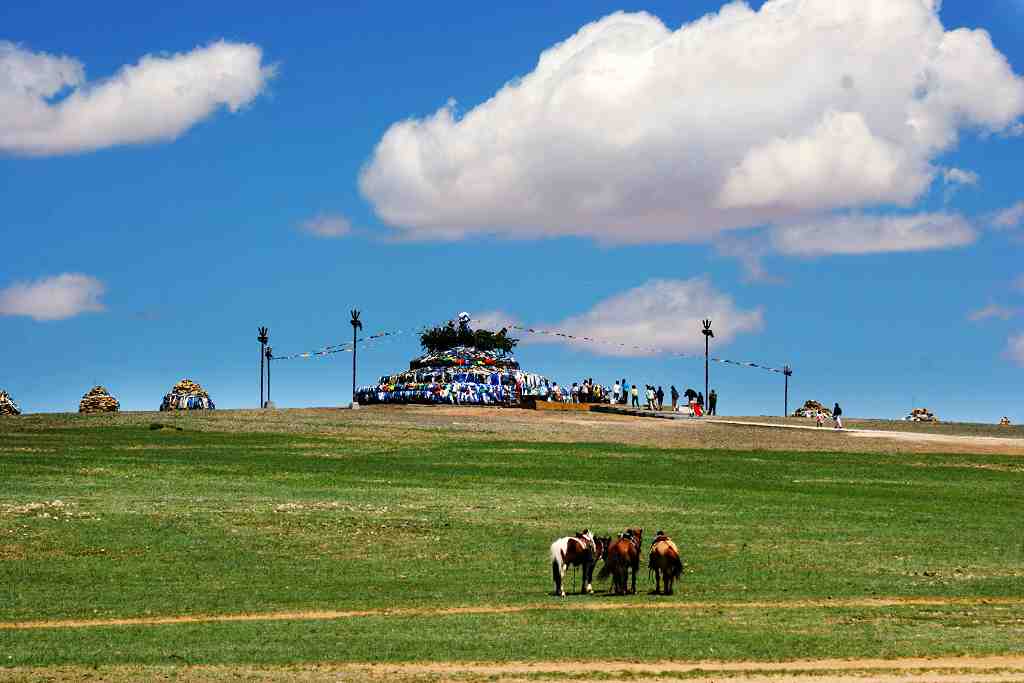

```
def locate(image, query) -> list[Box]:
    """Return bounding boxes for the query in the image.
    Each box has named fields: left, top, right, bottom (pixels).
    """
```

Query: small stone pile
left=999, top=416, right=1011, bottom=427
left=160, top=379, right=215, bottom=411
left=79, top=386, right=120, bottom=414
left=905, top=407, right=938, bottom=422
left=793, top=400, right=831, bottom=419
left=0, top=390, right=20, bottom=416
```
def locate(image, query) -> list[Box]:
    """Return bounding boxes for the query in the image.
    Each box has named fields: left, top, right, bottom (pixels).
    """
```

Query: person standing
left=656, top=386, right=665, bottom=411
left=708, top=389, right=717, bottom=416
left=631, top=384, right=639, bottom=408
left=670, top=385, right=679, bottom=410
left=833, top=402, right=843, bottom=429
left=612, top=380, right=621, bottom=404
left=697, top=391, right=704, bottom=411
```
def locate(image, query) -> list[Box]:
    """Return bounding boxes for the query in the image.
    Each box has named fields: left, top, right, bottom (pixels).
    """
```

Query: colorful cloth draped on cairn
left=356, top=346, right=553, bottom=406
left=79, top=386, right=120, bottom=413
left=0, top=390, right=20, bottom=416
left=160, top=379, right=215, bottom=411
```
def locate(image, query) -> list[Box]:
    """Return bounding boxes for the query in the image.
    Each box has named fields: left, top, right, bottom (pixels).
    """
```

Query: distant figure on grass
left=549, top=530, right=607, bottom=597
left=631, top=385, right=640, bottom=408
left=670, top=385, right=679, bottom=410
left=648, top=530, right=684, bottom=595
left=599, top=527, right=643, bottom=595
left=656, top=386, right=665, bottom=411
left=833, top=402, right=843, bottom=429
left=708, top=389, right=717, bottom=415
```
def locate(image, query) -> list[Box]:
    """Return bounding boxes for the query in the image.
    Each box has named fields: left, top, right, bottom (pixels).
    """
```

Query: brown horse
left=648, top=532, right=684, bottom=595
left=598, top=527, right=643, bottom=595
left=549, top=530, right=608, bottom=596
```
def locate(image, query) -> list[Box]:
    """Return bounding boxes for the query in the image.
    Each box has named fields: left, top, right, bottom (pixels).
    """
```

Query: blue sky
left=1, top=0, right=1023, bottom=422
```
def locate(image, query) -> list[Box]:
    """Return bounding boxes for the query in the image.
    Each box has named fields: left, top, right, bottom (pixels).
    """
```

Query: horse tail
left=670, top=553, right=684, bottom=580
left=597, top=554, right=614, bottom=581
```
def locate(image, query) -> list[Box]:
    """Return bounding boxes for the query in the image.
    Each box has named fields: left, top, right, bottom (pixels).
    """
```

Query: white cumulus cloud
left=361, top=1, right=1024, bottom=243
left=1006, top=333, right=1024, bottom=366
left=0, top=40, right=273, bottom=156
left=298, top=213, right=353, bottom=238
left=968, top=304, right=1018, bottom=322
left=0, top=273, right=107, bottom=321
left=943, top=168, right=980, bottom=187
left=992, top=201, right=1024, bottom=230
left=771, top=212, right=976, bottom=256
left=527, top=278, right=763, bottom=357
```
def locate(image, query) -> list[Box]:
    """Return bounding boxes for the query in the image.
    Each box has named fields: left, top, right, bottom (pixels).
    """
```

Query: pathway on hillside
left=707, top=419, right=1024, bottom=450
left=4, top=596, right=1023, bottom=630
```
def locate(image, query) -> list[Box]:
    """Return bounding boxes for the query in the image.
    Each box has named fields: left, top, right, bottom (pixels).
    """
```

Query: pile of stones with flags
left=160, top=379, right=215, bottom=411
left=357, top=315, right=554, bottom=406
left=357, top=346, right=552, bottom=406
left=793, top=400, right=831, bottom=419
left=905, top=407, right=938, bottom=422
left=0, top=390, right=20, bottom=416
left=79, top=386, right=120, bottom=413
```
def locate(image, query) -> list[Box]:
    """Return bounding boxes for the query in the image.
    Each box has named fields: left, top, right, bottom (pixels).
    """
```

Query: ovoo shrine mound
left=356, top=313, right=552, bottom=406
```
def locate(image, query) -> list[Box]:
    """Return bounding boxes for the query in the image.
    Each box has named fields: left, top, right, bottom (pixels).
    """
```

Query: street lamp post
left=257, top=327, right=269, bottom=408
left=265, top=346, right=273, bottom=408
left=783, top=365, right=793, bottom=417
left=701, top=319, right=714, bottom=412
left=350, top=310, right=362, bottom=408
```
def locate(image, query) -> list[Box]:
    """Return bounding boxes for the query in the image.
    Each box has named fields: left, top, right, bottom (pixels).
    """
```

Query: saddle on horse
left=650, top=530, right=678, bottom=553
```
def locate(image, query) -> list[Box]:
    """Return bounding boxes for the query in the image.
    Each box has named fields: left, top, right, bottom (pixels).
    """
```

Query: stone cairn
left=792, top=399, right=831, bottom=419
left=160, top=379, right=215, bottom=411
left=0, top=390, right=20, bottom=416
left=79, top=386, right=120, bottom=414
left=905, top=407, right=938, bottom=423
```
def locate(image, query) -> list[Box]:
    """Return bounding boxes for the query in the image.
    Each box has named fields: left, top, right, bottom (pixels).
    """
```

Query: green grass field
left=2, top=412, right=1023, bottom=669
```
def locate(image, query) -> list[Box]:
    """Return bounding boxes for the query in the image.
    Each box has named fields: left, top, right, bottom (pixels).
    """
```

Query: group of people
left=537, top=378, right=721, bottom=416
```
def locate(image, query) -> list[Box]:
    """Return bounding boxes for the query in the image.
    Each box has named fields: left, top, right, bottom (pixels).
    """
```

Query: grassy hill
left=1, top=409, right=1022, bottom=670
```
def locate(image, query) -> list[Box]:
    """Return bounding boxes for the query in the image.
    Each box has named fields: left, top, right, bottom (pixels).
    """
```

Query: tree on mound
left=419, top=315, right=517, bottom=354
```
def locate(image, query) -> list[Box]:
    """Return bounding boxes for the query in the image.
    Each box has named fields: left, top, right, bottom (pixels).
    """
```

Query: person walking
left=656, top=386, right=665, bottom=411
left=630, top=384, right=640, bottom=408
left=708, top=389, right=717, bottom=416
left=833, top=402, right=843, bottom=429
left=670, top=385, right=679, bottom=410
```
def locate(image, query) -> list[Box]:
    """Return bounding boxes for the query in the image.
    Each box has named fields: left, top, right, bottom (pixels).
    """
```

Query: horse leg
left=665, top=573, right=673, bottom=596
left=552, top=560, right=565, bottom=597
left=583, top=560, right=593, bottom=594
left=654, top=567, right=661, bottom=595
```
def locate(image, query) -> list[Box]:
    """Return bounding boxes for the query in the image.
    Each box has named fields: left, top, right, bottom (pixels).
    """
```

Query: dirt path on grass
left=4, top=595, right=1022, bottom=631
left=8, top=656, right=1024, bottom=682
left=711, top=419, right=1024, bottom=451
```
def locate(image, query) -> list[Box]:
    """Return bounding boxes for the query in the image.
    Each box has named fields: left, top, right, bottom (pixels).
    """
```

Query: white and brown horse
left=550, top=530, right=607, bottom=597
